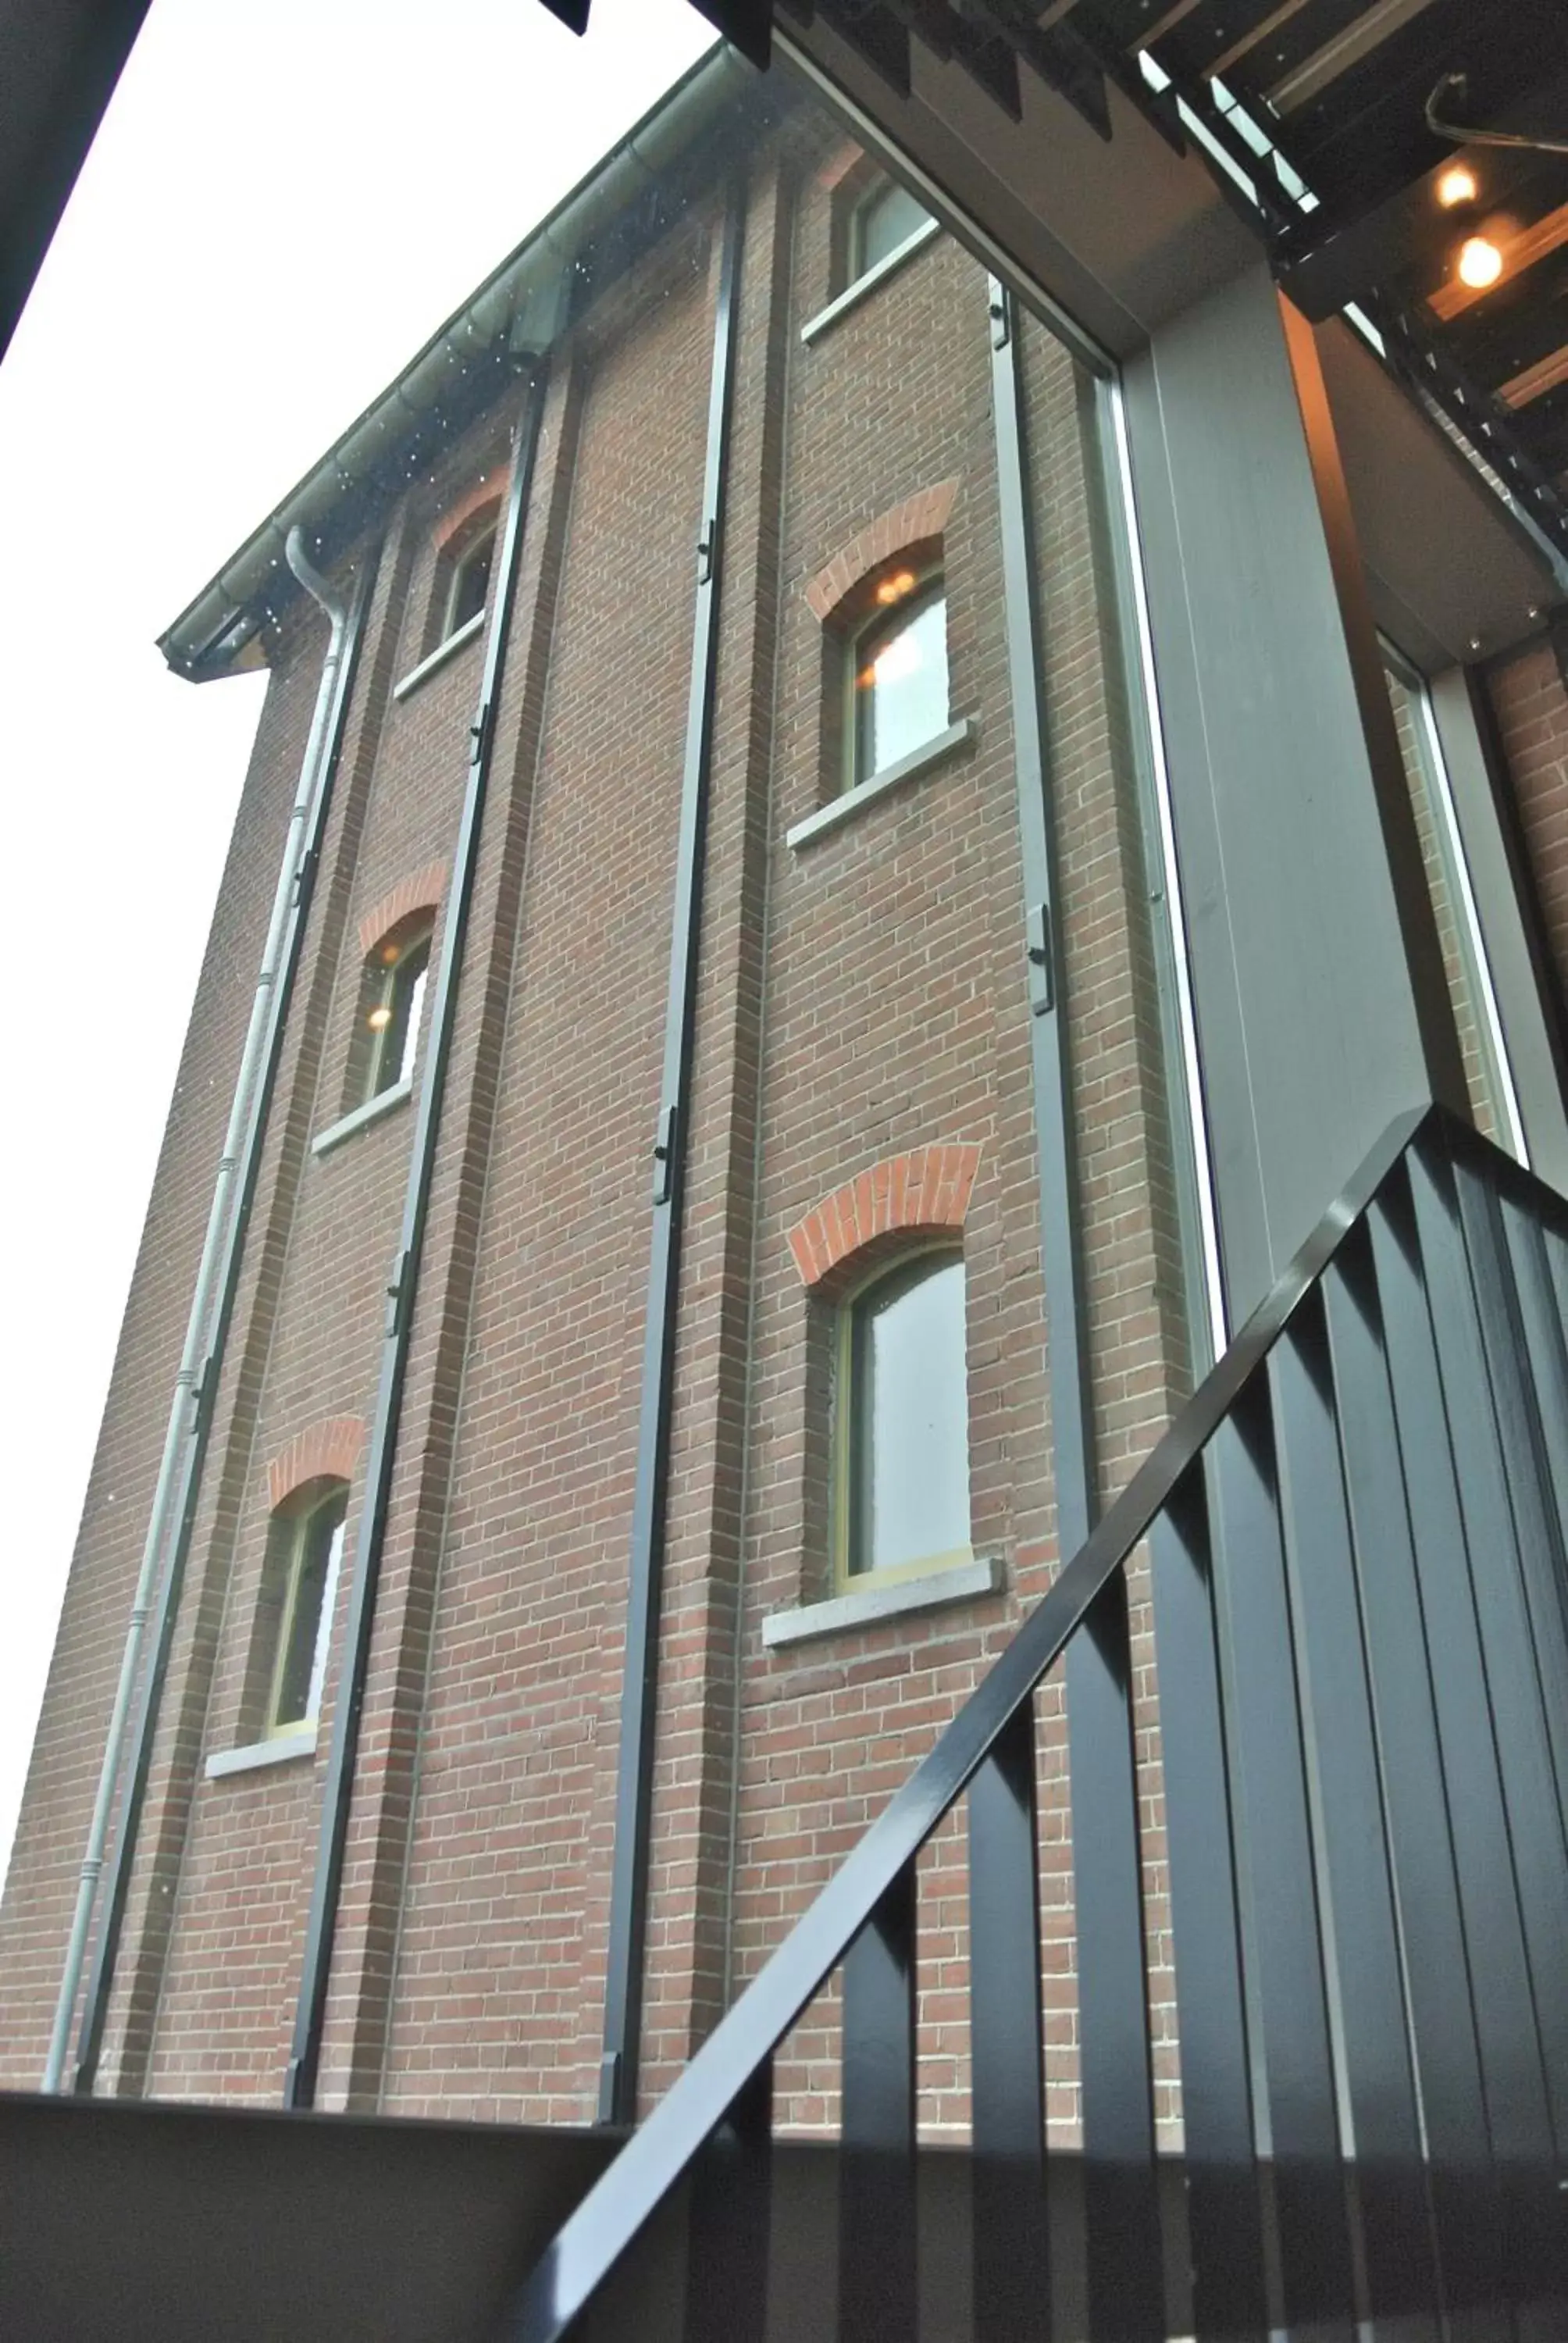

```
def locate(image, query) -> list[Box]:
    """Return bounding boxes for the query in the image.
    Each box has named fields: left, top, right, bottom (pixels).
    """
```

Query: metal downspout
left=43, top=528, right=363, bottom=2092
left=597, top=190, right=743, bottom=2130
left=283, top=362, right=546, bottom=2111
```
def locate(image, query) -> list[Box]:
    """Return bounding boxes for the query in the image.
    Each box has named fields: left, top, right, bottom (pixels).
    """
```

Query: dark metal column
left=284, top=368, right=546, bottom=2110
left=597, top=193, right=743, bottom=2129
left=71, top=550, right=379, bottom=2096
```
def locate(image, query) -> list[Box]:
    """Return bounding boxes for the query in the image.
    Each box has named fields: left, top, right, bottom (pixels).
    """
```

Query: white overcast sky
left=0, top=0, right=715, bottom=1892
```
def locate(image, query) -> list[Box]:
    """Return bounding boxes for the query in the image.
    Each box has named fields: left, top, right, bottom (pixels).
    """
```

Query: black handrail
left=505, top=1104, right=1460, bottom=2340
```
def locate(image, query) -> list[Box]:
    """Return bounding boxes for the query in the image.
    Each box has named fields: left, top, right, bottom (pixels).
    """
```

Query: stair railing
left=507, top=1105, right=1568, bottom=2340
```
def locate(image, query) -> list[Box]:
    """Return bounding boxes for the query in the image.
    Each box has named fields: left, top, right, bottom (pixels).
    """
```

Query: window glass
left=448, top=527, right=494, bottom=636
left=850, top=1253, right=969, bottom=1578
left=365, top=929, right=431, bottom=1100
left=855, top=180, right=931, bottom=277
left=853, top=582, right=948, bottom=784
left=269, top=1491, right=347, bottom=1732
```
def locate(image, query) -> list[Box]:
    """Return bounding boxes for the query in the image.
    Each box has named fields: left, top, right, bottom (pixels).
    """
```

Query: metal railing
left=508, top=1106, right=1568, bottom=2340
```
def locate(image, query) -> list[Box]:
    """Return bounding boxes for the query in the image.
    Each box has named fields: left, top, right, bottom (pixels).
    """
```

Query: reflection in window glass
left=854, top=180, right=931, bottom=277
left=447, top=527, right=494, bottom=637
left=849, top=1253, right=969, bottom=1578
left=853, top=583, right=948, bottom=785
left=364, top=929, right=431, bottom=1101
left=269, top=1489, right=347, bottom=1733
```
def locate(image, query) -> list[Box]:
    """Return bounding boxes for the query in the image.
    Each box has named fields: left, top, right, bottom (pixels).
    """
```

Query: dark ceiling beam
left=0, top=0, right=153, bottom=362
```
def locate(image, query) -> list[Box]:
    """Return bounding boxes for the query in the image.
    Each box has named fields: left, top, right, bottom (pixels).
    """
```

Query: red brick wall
left=1, top=101, right=1196, bottom=2138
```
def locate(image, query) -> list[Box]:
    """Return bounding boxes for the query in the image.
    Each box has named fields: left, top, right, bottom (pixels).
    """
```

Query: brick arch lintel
left=804, top=481, right=958, bottom=626
left=267, top=1415, right=366, bottom=1511
left=433, top=472, right=508, bottom=555
left=358, top=862, right=447, bottom=961
left=788, top=1143, right=982, bottom=1289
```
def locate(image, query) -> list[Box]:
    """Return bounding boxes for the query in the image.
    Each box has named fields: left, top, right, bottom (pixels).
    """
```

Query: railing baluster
left=684, top=2060, right=772, bottom=2343
left=968, top=1699, right=1049, bottom=2341
left=839, top=1864, right=918, bottom=2342
left=1322, top=1231, right=1508, bottom=2341
left=1368, top=1164, right=1562, bottom=2331
left=1149, top=1471, right=1268, bottom=2341
left=1064, top=1573, right=1164, bottom=2339
left=1206, top=1383, right=1357, bottom=2333
left=1268, top=1297, right=1441, bottom=2336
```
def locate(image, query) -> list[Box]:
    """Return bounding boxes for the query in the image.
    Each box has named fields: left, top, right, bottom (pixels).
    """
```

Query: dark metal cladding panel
left=1367, top=1162, right=1562, bottom=2327
left=1414, top=1145, right=1568, bottom=2163
left=1205, top=1385, right=1357, bottom=2331
left=1321, top=1230, right=1509, bottom=2338
left=1267, top=1301, right=1441, bottom=2334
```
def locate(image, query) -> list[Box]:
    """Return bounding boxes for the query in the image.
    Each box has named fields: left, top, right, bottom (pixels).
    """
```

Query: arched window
left=850, top=568, right=949, bottom=787
left=836, top=1249, right=970, bottom=1587
left=851, top=177, right=931, bottom=281
left=445, top=522, right=494, bottom=639
left=261, top=1480, right=348, bottom=1735
left=354, top=914, right=433, bottom=1105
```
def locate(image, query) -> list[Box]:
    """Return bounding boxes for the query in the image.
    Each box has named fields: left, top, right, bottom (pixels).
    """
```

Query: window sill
left=312, top=1075, right=413, bottom=1157
left=761, top=1553, right=1005, bottom=1650
left=205, top=1728, right=317, bottom=1781
left=800, top=216, right=942, bottom=346
left=392, top=608, right=486, bottom=702
left=786, top=719, right=974, bottom=853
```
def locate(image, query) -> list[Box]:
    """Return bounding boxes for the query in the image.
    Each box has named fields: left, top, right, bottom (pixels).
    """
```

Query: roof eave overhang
left=159, top=38, right=754, bottom=683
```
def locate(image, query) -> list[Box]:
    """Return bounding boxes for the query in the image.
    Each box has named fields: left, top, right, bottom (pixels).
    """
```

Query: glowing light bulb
left=1435, top=162, right=1477, bottom=209
left=1456, top=235, right=1503, bottom=290
left=875, top=568, right=917, bottom=607
left=367, top=1005, right=394, bottom=1030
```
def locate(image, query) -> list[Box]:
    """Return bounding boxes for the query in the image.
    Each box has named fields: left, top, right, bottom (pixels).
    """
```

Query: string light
left=1456, top=234, right=1503, bottom=289
left=1435, top=162, right=1477, bottom=208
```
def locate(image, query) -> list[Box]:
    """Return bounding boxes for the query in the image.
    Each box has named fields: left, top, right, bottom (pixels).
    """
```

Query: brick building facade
left=7, top=41, right=1568, bottom=2174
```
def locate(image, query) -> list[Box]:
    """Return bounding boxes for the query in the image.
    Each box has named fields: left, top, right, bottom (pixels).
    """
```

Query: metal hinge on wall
left=989, top=283, right=1011, bottom=352
left=697, top=519, right=717, bottom=587
left=385, top=1249, right=413, bottom=1341
left=290, top=845, right=319, bottom=916
left=652, top=1104, right=679, bottom=1207
left=469, top=697, right=494, bottom=769
left=1026, top=902, right=1055, bottom=1015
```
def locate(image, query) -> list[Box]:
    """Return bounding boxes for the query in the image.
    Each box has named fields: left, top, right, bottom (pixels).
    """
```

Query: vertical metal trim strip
left=283, top=369, right=546, bottom=2109
left=71, top=549, right=380, bottom=2095
left=991, top=276, right=1162, bottom=2329
left=987, top=273, right=1095, bottom=1556
left=1103, top=373, right=1228, bottom=1365
left=597, top=191, right=743, bottom=2129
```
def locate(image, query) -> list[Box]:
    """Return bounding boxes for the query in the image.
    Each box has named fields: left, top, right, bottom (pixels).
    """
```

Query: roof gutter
left=159, top=39, right=752, bottom=684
